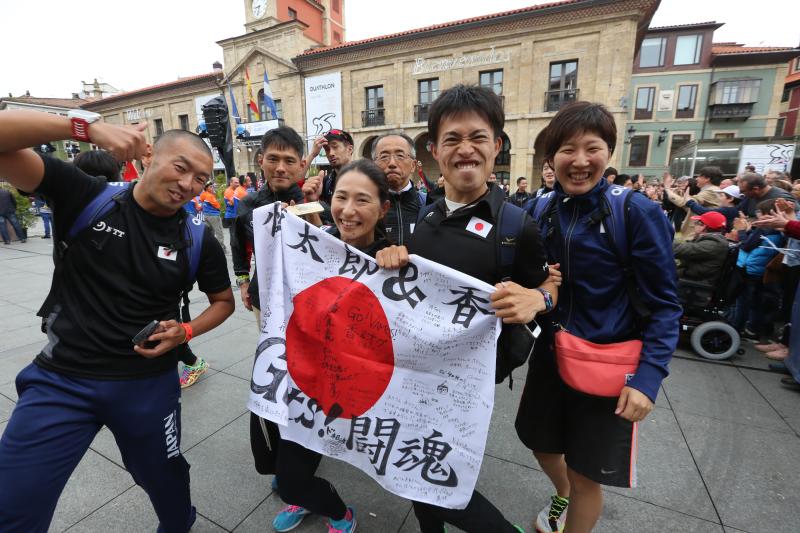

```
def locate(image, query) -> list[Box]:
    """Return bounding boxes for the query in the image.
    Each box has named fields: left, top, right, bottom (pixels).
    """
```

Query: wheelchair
left=677, top=243, right=745, bottom=360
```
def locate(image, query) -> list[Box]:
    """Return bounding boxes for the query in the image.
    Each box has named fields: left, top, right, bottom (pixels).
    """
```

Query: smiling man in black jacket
left=372, top=132, right=425, bottom=245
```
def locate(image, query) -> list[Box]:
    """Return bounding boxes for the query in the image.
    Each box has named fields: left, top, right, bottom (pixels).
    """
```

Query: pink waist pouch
left=554, top=330, right=641, bottom=398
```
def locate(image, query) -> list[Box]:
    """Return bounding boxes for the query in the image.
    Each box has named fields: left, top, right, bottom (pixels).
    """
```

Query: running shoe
left=180, top=357, right=209, bottom=388
left=272, top=505, right=311, bottom=532
left=328, top=506, right=357, bottom=533
left=535, top=495, right=569, bottom=533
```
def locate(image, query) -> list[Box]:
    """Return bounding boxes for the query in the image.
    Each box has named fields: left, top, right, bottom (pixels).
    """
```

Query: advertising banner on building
left=249, top=204, right=500, bottom=509
left=738, top=143, right=796, bottom=174
left=304, top=72, right=343, bottom=166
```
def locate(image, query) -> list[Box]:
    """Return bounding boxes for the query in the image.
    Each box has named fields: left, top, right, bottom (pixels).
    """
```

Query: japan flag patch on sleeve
left=157, top=246, right=178, bottom=261
left=466, top=216, right=493, bottom=238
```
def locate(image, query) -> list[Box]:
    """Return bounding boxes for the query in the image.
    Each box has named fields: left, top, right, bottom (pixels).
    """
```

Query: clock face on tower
left=252, top=0, right=267, bottom=18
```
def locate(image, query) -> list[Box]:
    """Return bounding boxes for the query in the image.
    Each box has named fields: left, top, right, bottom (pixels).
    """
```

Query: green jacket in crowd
left=673, top=232, right=730, bottom=282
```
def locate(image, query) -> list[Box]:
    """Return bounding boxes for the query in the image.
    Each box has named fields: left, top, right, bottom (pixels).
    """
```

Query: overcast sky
left=2, top=0, right=798, bottom=98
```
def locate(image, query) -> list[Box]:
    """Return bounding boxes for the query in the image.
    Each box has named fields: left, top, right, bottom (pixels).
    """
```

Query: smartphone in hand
left=132, top=320, right=160, bottom=348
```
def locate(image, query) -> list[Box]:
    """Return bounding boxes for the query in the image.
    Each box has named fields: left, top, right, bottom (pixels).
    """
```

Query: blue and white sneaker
left=273, top=505, right=311, bottom=532
left=328, top=506, right=357, bottom=533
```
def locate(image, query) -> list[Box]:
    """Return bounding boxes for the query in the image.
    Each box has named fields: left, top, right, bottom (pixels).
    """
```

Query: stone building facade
left=83, top=0, right=661, bottom=187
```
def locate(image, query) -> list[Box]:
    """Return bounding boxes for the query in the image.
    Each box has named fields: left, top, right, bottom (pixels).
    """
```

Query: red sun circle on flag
left=474, top=223, right=484, bottom=231
left=286, top=276, right=395, bottom=420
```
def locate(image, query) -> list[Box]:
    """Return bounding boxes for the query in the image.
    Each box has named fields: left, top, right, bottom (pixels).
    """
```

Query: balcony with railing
left=361, top=108, right=385, bottom=127
left=708, top=103, right=754, bottom=121
left=414, top=104, right=430, bottom=123
left=545, top=89, right=579, bottom=112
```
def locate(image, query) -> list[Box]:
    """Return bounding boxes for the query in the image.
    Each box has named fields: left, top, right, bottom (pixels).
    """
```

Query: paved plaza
left=1, top=223, right=799, bottom=533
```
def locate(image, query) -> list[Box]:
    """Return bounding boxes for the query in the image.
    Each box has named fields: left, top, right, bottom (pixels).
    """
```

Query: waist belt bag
left=554, top=330, right=641, bottom=397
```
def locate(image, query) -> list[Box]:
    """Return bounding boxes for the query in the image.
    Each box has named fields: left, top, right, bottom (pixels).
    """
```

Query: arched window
left=495, top=133, right=511, bottom=166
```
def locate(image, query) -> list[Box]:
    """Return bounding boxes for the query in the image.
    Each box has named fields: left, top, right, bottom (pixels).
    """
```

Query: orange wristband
left=180, top=323, right=193, bottom=344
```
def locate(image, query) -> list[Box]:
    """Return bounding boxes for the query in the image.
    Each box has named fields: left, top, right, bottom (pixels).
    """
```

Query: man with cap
left=305, top=129, right=354, bottom=204
left=685, top=184, right=743, bottom=233
left=673, top=211, right=730, bottom=283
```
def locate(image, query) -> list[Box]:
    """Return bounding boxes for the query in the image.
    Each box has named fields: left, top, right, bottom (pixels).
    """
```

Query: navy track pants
left=0, top=363, right=195, bottom=533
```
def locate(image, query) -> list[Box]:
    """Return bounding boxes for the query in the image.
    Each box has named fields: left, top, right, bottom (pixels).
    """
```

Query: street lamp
left=657, top=128, right=669, bottom=146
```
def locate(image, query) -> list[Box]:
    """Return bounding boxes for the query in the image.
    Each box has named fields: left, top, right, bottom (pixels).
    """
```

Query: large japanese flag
left=249, top=203, right=501, bottom=509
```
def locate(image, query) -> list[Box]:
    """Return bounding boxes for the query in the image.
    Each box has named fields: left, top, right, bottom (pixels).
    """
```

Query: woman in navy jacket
left=516, top=102, right=681, bottom=533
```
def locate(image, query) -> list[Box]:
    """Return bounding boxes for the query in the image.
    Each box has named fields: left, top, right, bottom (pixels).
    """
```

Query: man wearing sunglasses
left=372, top=132, right=425, bottom=245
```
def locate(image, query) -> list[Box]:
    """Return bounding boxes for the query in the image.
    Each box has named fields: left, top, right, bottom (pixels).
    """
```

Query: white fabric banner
left=248, top=203, right=500, bottom=509
left=304, top=72, right=343, bottom=166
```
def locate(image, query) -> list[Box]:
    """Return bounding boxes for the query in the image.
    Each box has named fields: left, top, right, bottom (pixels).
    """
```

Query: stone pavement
left=1, top=223, right=799, bottom=533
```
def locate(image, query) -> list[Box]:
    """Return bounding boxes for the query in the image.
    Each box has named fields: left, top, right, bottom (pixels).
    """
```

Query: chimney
left=25, top=90, right=30, bottom=97
left=72, top=93, right=80, bottom=99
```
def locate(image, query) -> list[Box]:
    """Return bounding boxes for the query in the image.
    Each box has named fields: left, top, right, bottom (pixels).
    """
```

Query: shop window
left=629, top=136, right=649, bottom=166
left=639, top=37, right=666, bottom=68
left=676, top=85, right=698, bottom=118
left=675, top=34, right=703, bottom=65
left=635, top=87, right=655, bottom=120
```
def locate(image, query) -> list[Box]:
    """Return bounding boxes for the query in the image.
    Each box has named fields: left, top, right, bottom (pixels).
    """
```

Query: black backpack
left=416, top=200, right=534, bottom=388
left=37, top=182, right=205, bottom=330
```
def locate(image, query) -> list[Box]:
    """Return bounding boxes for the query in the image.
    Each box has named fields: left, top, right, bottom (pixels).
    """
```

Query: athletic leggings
left=412, top=490, right=519, bottom=533
left=276, top=437, right=347, bottom=520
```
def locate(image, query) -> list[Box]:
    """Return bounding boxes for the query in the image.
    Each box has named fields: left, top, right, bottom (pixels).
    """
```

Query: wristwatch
left=235, top=275, right=250, bottom=288
left=67, top=110, right=102, bottom=142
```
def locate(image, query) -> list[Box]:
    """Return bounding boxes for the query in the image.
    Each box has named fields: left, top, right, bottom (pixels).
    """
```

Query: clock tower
left=242, top=0, right=346, bottom=46
left=244, top=0, right=280, bottom=32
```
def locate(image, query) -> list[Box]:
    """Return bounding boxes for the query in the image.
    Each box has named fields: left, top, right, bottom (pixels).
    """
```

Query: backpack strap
left=38, top=182, right=131, bottom=324
left=183, top=214, right=205, bottom=286
left=66, top=182, right=130, bottom=241
left=600, top=186, right=651, bottom=325
left=495, top=201, right=526, bottom=281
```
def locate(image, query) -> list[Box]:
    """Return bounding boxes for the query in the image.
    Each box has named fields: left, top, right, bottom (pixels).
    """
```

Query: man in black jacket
left=232, top=126, right=312, bottom=318
left=372, top=132, right=424, bottom=245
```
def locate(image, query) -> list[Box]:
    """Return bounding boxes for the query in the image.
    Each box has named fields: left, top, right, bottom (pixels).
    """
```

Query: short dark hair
left=613, top=174, right=631, bottom=186
left=428, top=84, right=504, bottom=143
left=603, top=167, right=618, bottom=178
left=371, top=132, right=416, bottom=159
left=516, top=176, right=527, bottom=185
left=698, top=166, right=723, bottom=186
left=539, top=101, right=617, bottom=164
left=73, top=150, right=120, bottom=182
left=260, top=126, right=305, bottom=157
left=153, top=129, right=212, bottom=158
left=740, top=172, right=766, bottom=190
